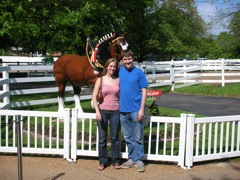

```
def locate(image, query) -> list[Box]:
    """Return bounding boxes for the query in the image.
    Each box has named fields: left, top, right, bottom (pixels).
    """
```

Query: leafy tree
left=208, top=32, right=236, bottom=59
left=229, top=11, right=240, bottom=57
left=0, top=0, right=126, bottom=55
left=144, top=0, right=205, bottom=60
left=0, top=0, right=208, bottom=59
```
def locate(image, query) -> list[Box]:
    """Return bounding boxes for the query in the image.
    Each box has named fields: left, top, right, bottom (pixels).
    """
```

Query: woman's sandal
left=113, top=164, right=121, bottom=169
left=98, top=164, right=105, bottom=171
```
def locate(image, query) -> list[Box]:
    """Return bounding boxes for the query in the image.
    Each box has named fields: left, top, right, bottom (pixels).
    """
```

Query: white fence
left=1, top=58, right=240, bottom=109
left=0, top=56, right=58, bottom=65
left=185, top=114, right=240, bottom=169
left=0, top=63, right=91, bottom=109
left=0, top=109, right=71, bottom=160
left=136, top=59, right=240, bottom=89
left=0, top=109, right=239, bottom=169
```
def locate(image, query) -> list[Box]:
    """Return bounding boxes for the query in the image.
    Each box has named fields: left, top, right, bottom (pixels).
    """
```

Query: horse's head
left=108, top=32, right=129, bottom=60
left=96, top=32, right=129, bottom=65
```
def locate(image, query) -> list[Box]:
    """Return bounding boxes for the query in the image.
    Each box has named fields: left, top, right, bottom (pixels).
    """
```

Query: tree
left=0, top=0, right=126, bottom=55
left=0, top=0, right=208, bottom=59
left=229, top=11, right=240, bottom=57
left=207, top=32, right=236, bottom=59
left=144, top=0, right=205, bottom=60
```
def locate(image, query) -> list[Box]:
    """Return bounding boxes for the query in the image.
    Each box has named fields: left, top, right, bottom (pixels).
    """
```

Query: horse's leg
left=72, top=84, right=83, bottom=113
left=58, top=96, right=64, bottom=112
left=56, top=81, right=67, bottom=112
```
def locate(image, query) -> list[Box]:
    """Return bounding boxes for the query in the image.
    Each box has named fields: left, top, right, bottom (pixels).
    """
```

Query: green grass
left=174, top=84, right=240, bottom=98
left=11, top=84, right=240, bottom=117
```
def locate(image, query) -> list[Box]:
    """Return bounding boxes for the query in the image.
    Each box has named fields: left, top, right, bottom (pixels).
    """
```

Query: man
left=119, top=49, right=149, bottom=172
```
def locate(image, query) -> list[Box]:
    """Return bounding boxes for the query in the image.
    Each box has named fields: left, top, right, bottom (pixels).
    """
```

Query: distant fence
left=0, top=56, right=58, bottom=65
left=0, top=58, right=240, bottom=109
left=0, top=109, right=239, bottom=169
left=136, top=59, right=240, bottom=89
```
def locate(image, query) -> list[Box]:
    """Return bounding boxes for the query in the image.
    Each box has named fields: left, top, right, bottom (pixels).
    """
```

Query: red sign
left=147, top=90, right=162, bottom=97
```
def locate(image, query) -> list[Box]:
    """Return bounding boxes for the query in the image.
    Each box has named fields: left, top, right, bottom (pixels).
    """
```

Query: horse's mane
left=97, top=33, right=115, bottom=51
left=98, top=32, right=115, bottom=44
left=97, top=33, right=117, bottom=64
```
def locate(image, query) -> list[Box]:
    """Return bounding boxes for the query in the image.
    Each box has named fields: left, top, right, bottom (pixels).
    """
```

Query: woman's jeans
left=97, top=110, right=120, bottom=165
left=120, top=111, right=144, bottom=162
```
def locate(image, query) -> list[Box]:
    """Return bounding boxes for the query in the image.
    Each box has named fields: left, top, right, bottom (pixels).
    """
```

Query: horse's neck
left=97, top=40, right=112, bottom=63
left=98, top=50, right=111, bottom=63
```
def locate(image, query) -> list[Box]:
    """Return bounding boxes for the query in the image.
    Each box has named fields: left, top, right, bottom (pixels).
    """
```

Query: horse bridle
left=87, top=34, right=128, bottom=72
left=109, top=36, right=129, bottom=60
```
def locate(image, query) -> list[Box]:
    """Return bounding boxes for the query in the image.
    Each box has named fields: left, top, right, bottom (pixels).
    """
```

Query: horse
left=53, top=32, right=128, bottom=112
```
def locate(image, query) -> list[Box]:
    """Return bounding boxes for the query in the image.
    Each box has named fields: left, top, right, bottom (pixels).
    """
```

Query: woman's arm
left=92, top=77, right=102, bottom=121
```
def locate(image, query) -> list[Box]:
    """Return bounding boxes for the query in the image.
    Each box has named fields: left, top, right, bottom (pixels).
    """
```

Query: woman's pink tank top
left=99, top=78, right=119, bottom=111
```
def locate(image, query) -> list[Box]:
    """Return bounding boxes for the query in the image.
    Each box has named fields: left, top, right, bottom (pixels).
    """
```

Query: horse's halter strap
left=86, top=40, right=104, bottom=72
left=86, top=34, right=128, bottom=72
left=109, top=37, right=129, bottom=60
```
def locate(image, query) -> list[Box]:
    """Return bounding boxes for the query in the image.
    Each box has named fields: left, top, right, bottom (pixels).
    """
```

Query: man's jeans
left=97, top=110, right=120, bottom=165
left=120, top=111, right=144, bottom=162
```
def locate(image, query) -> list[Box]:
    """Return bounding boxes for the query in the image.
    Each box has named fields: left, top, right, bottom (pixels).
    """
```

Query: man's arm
left=138, top=88, right=147, bottom=121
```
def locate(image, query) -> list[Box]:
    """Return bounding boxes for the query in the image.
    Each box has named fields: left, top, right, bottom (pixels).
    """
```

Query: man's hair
left=121, top=49, right=134, bottom=59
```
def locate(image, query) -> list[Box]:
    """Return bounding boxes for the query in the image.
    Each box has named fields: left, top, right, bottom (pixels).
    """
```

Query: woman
left=92, top=58, right=121, bottom=171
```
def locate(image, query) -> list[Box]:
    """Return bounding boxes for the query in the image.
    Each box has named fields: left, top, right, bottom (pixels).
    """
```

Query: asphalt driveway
left=156, top=93, right=240, bottom=116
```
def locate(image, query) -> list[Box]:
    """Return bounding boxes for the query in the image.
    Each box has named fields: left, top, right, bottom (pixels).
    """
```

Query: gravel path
left=0, top=155, right=240, bottom=180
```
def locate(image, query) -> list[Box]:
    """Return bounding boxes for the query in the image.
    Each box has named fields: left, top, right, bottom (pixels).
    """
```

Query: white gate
left=185, top=114, right=240, bottom=169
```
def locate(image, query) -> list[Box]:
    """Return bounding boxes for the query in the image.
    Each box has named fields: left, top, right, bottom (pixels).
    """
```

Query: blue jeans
left=97, top=110, right=120, bottom=165
left=120, top=111, right=144, bottom=162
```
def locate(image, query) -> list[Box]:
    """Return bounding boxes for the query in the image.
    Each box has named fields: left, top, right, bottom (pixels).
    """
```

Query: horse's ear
left=122, top=32, right=127, bottom=37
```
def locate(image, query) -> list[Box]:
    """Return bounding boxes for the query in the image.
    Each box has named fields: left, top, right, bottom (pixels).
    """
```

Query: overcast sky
left=196, top=0, right=238, bottom=34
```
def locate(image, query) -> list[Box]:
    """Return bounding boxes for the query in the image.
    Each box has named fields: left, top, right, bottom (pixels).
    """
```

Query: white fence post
left=183, top=60, right=187, bottom=84
left=170, top=59, right=175, bottom=91
left=2, top=63, right=10, bottom=109
left=221, top=58, right=225, bottom=87
left=71, top=108, right=78, bottom=162
left=152, top=66, right=156, bottom=83
left=63, top=108, right=71, bottom=161
left=185, top=114, right=195, bottom=169
left=178, top=113, right=187, bottom=169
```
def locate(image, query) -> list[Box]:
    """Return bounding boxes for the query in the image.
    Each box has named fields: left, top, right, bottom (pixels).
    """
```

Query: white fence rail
left=0, top=109, right=239, bottom=169
left=139, top=59, right=240, bottom=90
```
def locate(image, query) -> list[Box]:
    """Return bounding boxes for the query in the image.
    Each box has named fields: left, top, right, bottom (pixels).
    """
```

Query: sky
left=196, top=0, right=239, bottom=34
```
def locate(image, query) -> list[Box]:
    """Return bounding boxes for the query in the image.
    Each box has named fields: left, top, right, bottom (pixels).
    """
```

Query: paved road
left=156, top=93, right=240, bottom=116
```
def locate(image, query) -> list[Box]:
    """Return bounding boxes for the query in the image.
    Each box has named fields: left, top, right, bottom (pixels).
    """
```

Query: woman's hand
left=96, top=111, right=102, bottom=121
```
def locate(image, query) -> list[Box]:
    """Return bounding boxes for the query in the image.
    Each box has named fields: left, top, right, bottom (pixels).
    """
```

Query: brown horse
left=53, top=33, right=128, bottom=112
